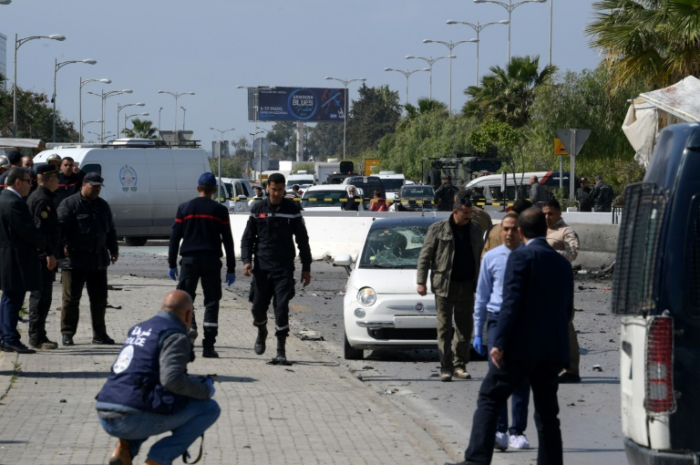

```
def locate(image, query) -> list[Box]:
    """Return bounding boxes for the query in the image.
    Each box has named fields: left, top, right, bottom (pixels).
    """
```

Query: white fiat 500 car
left=334, top=216, right=441, bottom=360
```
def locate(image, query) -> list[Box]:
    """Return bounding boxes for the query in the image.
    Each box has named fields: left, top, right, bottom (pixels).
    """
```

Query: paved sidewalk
left=0, top=276, right=455, bottom=465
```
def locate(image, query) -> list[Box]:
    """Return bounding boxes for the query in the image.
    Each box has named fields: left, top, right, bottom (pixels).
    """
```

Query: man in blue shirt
left=473, top=212, right=530, bottom=451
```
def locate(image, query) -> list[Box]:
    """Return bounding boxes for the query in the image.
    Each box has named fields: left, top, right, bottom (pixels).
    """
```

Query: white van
left=287, top=172, right=315, bottom=188
left=465, top=171, right=579, bottom=205
left=34, top=139, right=210, bottom=246
left=375, top=171, right=405, bottom=201
left=220, top=177, right=254, bottom=212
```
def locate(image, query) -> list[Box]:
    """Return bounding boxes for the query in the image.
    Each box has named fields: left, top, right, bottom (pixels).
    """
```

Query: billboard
left=246, top=87, right=347, bottom=122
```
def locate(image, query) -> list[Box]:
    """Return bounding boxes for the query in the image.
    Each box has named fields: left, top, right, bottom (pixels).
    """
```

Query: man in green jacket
left=417, top=189, right=484, bottom=381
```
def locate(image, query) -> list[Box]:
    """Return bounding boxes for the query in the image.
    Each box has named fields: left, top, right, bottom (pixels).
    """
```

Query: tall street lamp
left=324, top=76, right=366, bottom=160
left=157, top=90, right=194, bottom=143
left=13, top=33, right=65, bottom=137
left=423, top=39, right=478, bottom=115
left=210, top=127, right=236, bottom=193
left=384, top=68, right=430, bottom=107
left=88, top=89, right=132, bottom=142
left=53, top=58, right=96, bottom=142
left=81, top=119, right=102, bottom=139
left=446, top=20, right=509, bottom=86
left=473, top=0, right=547, bottom=63
left=236, top=86, right=275, bottom=180
left=405, top=56, right=452, bottom=100
left=80, top=78, right=110, bottom=142
left=124, top=113, right=149, bottom=135
left=116, top=102, right=144, bottom=137
left=181, top=106, right=186, bottom=131
left=158, top=107, right=163, bottom=138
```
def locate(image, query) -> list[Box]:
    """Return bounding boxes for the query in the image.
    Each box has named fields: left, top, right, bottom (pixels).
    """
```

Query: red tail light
left=645, top=316, right=676, bottom=414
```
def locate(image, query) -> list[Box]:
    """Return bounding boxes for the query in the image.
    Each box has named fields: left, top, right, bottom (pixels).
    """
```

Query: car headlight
left=357, top=287, right=377, bottom=306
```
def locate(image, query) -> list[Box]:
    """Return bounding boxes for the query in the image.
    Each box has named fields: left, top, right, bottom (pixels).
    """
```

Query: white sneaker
left=494, top=432, right=509, bottom=451
left=509, top=434, right=530, bottom=449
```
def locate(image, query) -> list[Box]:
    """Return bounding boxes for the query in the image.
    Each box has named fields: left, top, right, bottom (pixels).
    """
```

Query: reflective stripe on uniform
left=275, top=324, right=289, bottom=332
left=202, top=322, right=218, bottom=327
left=175, top=214, right=230, bottom=225
left=250, top=212, right=302, bottom=219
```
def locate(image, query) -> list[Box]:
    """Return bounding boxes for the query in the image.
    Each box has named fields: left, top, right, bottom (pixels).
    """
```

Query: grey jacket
left=529, top=182, right=549, bottom=204
left=416, top=217, right=483, bottom=297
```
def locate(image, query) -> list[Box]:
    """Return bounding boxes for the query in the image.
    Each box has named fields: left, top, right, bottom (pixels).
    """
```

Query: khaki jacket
left=481, top=223, right=502, bottom=259
left=471, top=206, right=493, bottom=239
left=546, top=218, right=580, bottom=262
left=417, top=217, right=484, bottom=297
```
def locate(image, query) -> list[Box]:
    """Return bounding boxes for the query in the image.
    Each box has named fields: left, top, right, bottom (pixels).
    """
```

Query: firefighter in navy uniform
left=26, top=164, right=61, bottom=349
left=54, top=157, right=85, bottom=208
left=241, top=172, right=312, bottom=365
left=168, top=172, right=236, bottom=359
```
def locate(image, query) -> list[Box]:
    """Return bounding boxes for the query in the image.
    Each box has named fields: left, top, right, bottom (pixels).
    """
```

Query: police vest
left=96, top=314, right=189, bottom=414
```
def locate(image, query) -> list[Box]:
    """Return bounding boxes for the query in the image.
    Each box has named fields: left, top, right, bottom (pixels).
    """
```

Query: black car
left=342, top=176, right=386, bottom=210
left=395, top=185, right=435, bottom=211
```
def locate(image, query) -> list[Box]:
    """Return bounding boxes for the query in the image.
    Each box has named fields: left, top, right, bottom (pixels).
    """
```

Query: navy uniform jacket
left=54, top=171, right=85, bottom=208
left=0, top=189, right=45, bottom=292
left=26, top=186, right=60, bottom=260
left=168, top=197, right=235, bottom=273
left=241, top=197, right=312, bottom=272
left=493, top=237, right=573, bottom=365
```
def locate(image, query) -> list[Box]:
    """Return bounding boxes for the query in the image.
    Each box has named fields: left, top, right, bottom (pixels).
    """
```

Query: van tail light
left=645, top=316, right=676, bottom=415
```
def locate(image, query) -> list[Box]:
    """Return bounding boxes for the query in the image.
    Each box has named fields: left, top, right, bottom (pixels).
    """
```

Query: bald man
left=95, top=291, right=221, bottom=465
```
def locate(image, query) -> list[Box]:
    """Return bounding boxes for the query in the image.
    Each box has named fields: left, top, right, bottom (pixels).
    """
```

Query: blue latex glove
left=168, top=268, right=178, bottom=281
left=225, top=273, right=236, bottom=286
left=473, top=335, right=486, bottom=356
left=204, top=378, right=215, bottom=398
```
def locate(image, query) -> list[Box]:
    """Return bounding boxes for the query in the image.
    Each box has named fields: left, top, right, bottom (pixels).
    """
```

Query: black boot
left=274, top=336, right=287, bottom=364
left=202, top=346, right=219, bottom=358
left=254, top=325, right=268, bottom=355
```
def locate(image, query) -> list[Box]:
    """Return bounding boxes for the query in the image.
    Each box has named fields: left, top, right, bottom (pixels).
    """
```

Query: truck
left=422, top=151, right=501, bottom=189
left=315, top=160, right=355, bottom=184
left=613, top=123, right=700, bottom=464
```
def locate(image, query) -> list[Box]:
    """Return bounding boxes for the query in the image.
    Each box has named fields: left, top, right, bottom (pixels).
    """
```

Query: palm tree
left=122, top=119, right=158, bottom=139
left=404, top=98, right=448, bottom=119
left=586, top=0, right=700, bottom=92
left=463, top=55, right=556, bottom=128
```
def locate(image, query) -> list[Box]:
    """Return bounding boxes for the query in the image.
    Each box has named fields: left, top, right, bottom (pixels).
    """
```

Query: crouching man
left=95, top=290, right=220, bottom=465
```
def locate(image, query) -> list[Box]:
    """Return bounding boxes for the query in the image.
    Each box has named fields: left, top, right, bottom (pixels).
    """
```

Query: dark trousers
left=486, top=317, right=530, bottom=435
left=177, top=256, right=222, bottom=348
left=435, top=280, right=474, bottom=371
left=61, top=268, right=108, bottom=338
left=28, top=263, right=56, bottom=345
left=0, top=290, right=27, bottom=345
left=251, top=268, right=295, bottom=338
left=464, top=360, right=563, bottom=465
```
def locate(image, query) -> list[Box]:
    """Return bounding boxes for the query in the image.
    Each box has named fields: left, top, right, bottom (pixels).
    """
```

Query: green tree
left=121, top=119, right=158, bottom=139
left=586, top=0, right=700, bottom=92
left=306, top=122, right=342, bottom=160
left=404, top=98, right=448, bottom=120
left=347, top=84, right=402, bottom=157
left=0, top=86, right=77, bottom=141
left=267, top=121, right=296, bottom=159
left=232, top=136, right=253, bottom=158
left=463, top=55, right=556, bottom=128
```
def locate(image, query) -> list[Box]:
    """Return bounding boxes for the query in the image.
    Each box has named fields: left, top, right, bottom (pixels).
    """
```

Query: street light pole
left=82, top=119, right=102, bottom=139
left=384, top=68, right=430, bottom=107
left=473, top=0, right=547, bottom=63
left=80, top=77, right=110, bottom=142
left=157, top=90, right=195, bottom=144
left=237, top=86, right=275, bottom=181
left=13, top=33, right=65, bottom=137
left=446, top=20, right=509, bottom=86
left=52, top=58, right=96, bottom=142
left=210, top=127, right=235, bottom=195
left=324, top=76, right=366, bottom=160
left=549, top=0, right=554, bottom=65
left=422, top=38, right=479, bottom=115
left=89, top=89, right=132, bottom=142
left=116, top=102, right=144, bottom=138
left=405, top=55, right=452, bottom=99
left=181, top=107, right=186, bottom=131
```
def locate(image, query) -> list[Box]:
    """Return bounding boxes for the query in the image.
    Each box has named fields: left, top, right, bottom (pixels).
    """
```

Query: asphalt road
left=112, top=241, right=625, bottom=465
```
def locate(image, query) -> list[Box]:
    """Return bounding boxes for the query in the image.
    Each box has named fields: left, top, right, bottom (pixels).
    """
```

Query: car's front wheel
left=344, top=333, right=364, bottom=360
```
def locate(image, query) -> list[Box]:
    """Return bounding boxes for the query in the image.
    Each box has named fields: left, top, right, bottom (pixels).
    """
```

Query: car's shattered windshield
left=359, top=225, right=429, bottom=269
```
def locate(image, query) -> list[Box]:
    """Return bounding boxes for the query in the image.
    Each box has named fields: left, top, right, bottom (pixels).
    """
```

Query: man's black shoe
left=558, top=372, right=581, bottom=384
left=202, top=347, right=219, bottom=358
left=4, top=342, right=36, bottom=354
left=92, top=335, right=116, bottom=345
left=62, top=335, right=75, bottom=346
left=254, top=326, right=268, bottom=355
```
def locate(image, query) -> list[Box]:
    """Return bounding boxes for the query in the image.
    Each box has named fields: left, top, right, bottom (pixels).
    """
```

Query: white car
left=334, top=216, right=440, bottom=360
left=301, top=185, right=364, bottom=211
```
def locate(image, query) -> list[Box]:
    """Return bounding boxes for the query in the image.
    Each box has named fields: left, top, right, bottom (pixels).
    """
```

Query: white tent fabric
left=623, top=76, right=700, bottom=167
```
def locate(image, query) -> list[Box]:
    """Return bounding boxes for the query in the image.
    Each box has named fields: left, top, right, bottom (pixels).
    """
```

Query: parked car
left=301, top=185, right=364, bottom=211
left=334, top=216, right=440, bottom=360
left=342, top=176, right=386, bottom=210
left=395, top=185, right=435, bottom=212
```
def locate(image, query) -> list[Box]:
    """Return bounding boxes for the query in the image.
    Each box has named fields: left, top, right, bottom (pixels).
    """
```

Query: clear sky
left=1, top=0, right=602, bottom=153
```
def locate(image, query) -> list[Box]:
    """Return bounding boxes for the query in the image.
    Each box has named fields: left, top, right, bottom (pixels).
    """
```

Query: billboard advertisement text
left=246, top=87, right=347, bottom=122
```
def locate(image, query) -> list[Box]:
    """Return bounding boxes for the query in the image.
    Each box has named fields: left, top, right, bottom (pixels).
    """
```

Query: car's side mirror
left=333, top=254, right=354, bottom=276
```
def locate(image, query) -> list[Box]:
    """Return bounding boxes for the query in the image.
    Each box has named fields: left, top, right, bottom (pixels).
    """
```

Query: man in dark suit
left=0, top=167, right=46, bottom=354
left=448, top=208, right=573, bottom=465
